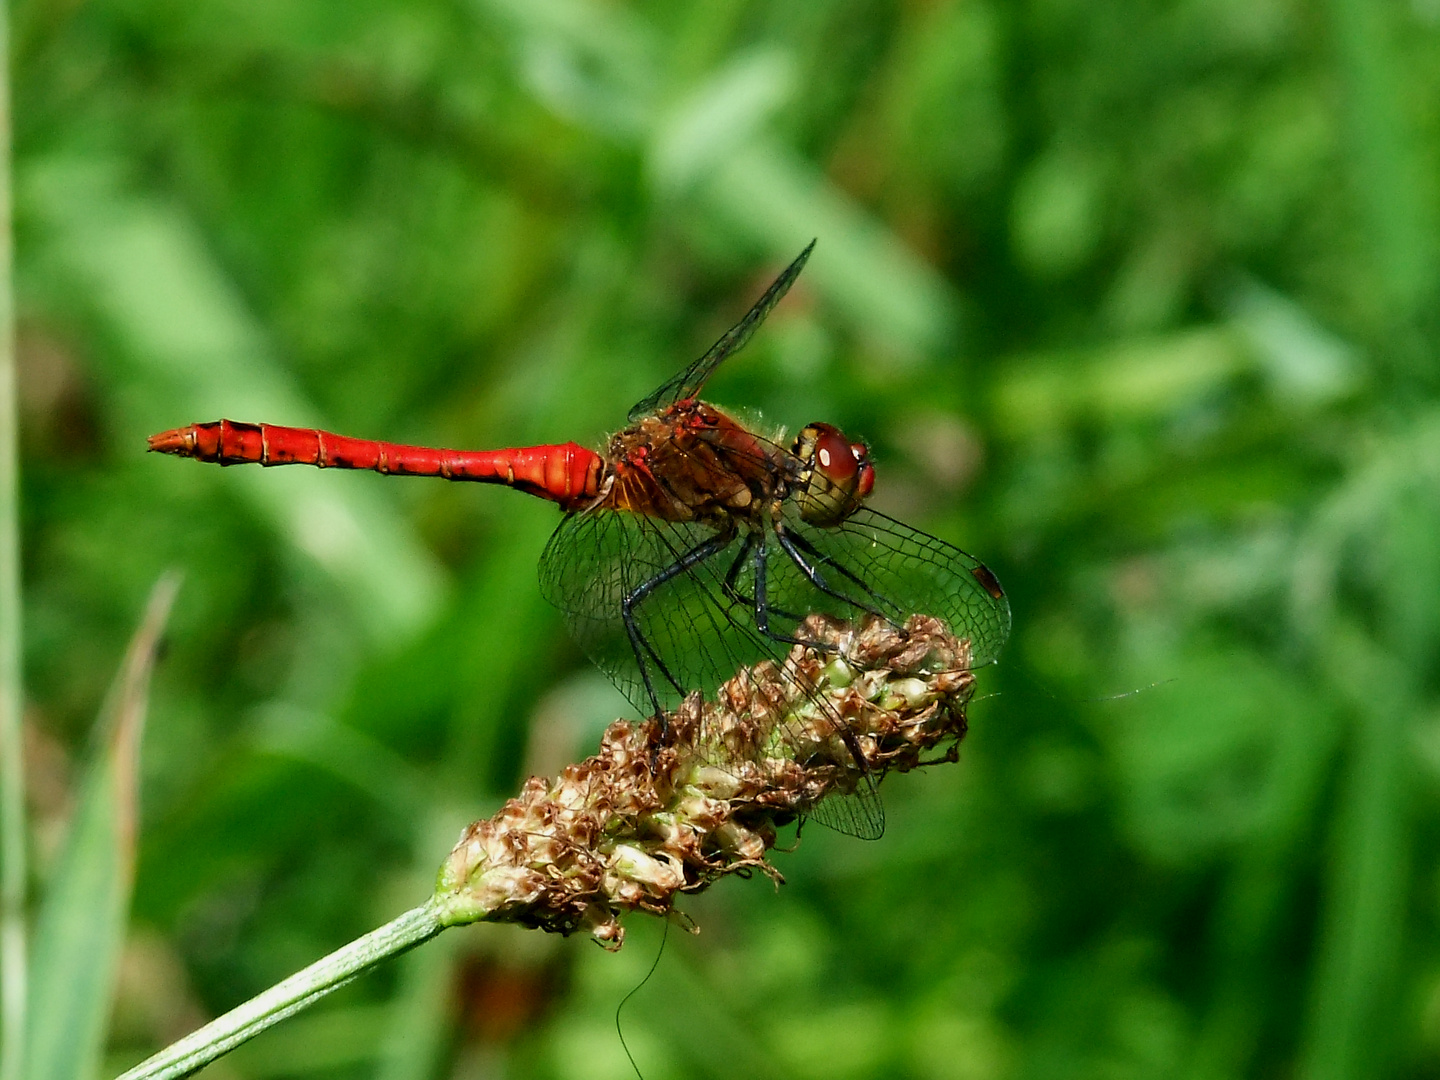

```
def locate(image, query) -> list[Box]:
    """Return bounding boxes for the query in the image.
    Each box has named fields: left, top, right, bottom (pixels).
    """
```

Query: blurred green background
left=13, top=0, right=1440, bottom=1076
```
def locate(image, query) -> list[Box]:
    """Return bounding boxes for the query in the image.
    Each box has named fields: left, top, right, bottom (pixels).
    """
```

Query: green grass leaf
left=25, top=574, right=180, bottom=1080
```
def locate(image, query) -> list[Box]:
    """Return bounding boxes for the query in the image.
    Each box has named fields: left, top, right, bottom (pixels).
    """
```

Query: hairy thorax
left=598, top=401, right=788, bottom=525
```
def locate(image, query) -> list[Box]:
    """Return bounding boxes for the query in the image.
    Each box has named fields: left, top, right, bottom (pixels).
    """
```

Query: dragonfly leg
left=621, top=530, right=736, bottom=726
left=775, top=526, right=894, bottom=624
left=720, top=532, right=758, bottom=610
left=753, top=532, right=876, bottom=786
left=721, top=531, right=807, bottom=623
left=749, top=532, right=840, bottom=654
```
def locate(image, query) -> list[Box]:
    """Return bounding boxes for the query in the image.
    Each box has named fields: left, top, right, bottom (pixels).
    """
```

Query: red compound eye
left=851, top=441, right=875, bottom=498
left=811, top=425, right=860, bottom=483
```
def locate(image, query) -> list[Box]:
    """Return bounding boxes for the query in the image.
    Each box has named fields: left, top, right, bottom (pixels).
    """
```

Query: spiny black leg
left=721, top=531, right=757, bottom=609
left=723, top=529, right=806, bottom=623
left=757, top=533, right=874, bottom=782
left=627, top=621, right=674, bottom=720
left=621, top=530, right=736, bottom=728
left=777, top=526, right=893, bottom=621
left=750, top=531, right=840, bottom=654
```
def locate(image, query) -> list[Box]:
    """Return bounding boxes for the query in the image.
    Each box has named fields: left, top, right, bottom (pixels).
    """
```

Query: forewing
left=777, top=506, right=1012, bottom=668
left=628, top=241, right=816, bottom=422
left=537, top=507, right=884, bottom=839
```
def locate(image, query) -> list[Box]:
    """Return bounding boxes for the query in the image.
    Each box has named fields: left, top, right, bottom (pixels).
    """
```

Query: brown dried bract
left=434, top=614, right=976, bottom=948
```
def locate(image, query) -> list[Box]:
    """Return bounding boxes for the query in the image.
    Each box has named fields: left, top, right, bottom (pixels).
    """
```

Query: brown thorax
left=596, top=400, right=875, bottom=532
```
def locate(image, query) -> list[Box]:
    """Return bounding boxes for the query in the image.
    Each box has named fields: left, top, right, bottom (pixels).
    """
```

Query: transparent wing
left=629, top=415, right=1010, bottom=665
left=628, top=241, right=816, bottom=423
left=537, top=507, right=884, bottom=839
left=538, top=510, right=746, bottom=716
left=771, top=506, right=1012, bottom=668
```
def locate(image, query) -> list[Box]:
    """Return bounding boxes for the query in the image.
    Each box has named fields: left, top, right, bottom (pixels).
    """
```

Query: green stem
left=114, top=902, right=447, bottom=1080
left=0, top=0, right=22, bottom=1076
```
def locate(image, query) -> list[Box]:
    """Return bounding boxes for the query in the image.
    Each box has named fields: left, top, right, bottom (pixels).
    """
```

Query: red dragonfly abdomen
left=148, top=420, right=604, bottom=507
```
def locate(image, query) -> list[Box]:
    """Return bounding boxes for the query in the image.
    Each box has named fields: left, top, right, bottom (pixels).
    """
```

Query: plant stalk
left=118, top=614, right=978, bottom=1077
left=114, top=902, right=445, bottom=1080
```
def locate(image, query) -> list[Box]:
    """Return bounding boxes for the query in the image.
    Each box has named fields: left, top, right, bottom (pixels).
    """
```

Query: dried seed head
left=434, top=614, right=977, bottom=948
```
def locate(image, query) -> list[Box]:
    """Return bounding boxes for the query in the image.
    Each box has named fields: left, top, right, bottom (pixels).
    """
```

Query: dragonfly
left=149, top=242, right=1011, bottom=838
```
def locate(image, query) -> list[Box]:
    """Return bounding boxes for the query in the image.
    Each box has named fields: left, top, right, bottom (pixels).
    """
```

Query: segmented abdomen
left=147, top=420, right=603, bottom=507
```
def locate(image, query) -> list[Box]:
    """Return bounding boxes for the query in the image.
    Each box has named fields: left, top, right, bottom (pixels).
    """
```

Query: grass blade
left=25, top=574, right=180, bottom=1080
left=1325, top=0, right=1435, bottom=324
left=1300, top=622, right=1412, bottom=1080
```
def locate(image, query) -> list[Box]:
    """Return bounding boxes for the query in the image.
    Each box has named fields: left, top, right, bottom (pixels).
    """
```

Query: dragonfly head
left=792, top=423, right=875, bottom=526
